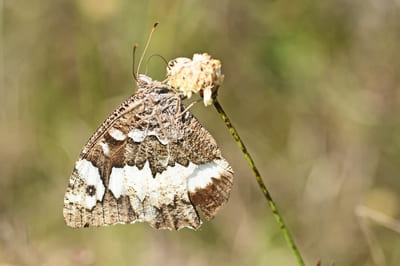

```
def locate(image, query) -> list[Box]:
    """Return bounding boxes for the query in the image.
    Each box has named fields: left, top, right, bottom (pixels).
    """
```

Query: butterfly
left=63, top=71, right=233, bottom=230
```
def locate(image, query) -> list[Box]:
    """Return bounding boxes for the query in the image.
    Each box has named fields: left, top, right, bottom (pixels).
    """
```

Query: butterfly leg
left=175, top=99, right=200, bottom=118
left=158, top=95, right=199, bottom=118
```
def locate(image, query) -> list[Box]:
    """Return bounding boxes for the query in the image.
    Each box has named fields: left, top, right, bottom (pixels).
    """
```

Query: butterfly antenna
left=132, top=43, right=139, bottom=82
left=144, top=54, right=168, bottom=75
left=136, top=22, right=159, bottom=78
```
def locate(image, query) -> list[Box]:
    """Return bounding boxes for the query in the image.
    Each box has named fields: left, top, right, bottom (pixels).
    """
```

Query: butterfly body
left=64, top=75, right=233, bottom=230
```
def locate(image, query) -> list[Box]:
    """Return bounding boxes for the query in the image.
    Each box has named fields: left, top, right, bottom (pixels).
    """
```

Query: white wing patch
left=128, top=129, right=168, bottom=145
left=74, top=159, right=106, bottom=209
left=108, top=167, right=125, bottom=198
left=109, top=161, right=194, bottom=201
left=187, top=160, right=229, bottom=192
left=107, top=160, right=228, bottom=224
left=128, top=129, right=146, bottom=142
left=99, top=142, right=110, bottom=156
left=109, top=128, right=127, bottom=141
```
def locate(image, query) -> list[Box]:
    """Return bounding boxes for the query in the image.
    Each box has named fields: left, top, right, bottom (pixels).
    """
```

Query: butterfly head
left=136, top=74, right=177, bottom=100
left=137, top=74, right=153, bottom=87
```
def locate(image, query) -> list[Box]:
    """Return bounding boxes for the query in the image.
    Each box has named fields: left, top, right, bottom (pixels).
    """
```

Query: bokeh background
left=2, top=0, right=400, bottom=265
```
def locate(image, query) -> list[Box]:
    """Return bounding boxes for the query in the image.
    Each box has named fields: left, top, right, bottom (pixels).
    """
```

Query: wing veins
left=80, top=98, right=145, bottom=159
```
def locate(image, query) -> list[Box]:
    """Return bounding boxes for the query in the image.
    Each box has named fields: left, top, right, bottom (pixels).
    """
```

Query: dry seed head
left=166, top=53, right=224, bottom=106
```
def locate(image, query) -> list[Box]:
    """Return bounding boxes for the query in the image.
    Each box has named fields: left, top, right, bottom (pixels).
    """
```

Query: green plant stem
left=213, top=98, right=305, bottom=266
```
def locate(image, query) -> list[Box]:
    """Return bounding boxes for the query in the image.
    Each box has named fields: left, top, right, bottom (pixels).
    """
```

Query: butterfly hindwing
left=63, top=75, right=233, bottom=230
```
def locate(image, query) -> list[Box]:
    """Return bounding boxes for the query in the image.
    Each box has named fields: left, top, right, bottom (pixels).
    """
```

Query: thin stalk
left=212, top=98, right=305, bottom=266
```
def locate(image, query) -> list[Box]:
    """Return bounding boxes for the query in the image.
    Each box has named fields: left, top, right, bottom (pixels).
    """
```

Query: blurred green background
left=2, top=0, right=400, bottom=265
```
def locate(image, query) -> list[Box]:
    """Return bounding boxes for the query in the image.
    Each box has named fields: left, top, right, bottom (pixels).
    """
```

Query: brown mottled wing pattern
left=63, top=75, right=233, bottom=230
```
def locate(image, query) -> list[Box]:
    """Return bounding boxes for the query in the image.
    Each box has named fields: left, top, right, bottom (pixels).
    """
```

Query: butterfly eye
left=157, top=87, right=170, bottom=94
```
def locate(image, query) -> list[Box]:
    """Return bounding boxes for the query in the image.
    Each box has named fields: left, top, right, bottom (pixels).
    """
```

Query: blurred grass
left=2, top=0, right=400, bottom=265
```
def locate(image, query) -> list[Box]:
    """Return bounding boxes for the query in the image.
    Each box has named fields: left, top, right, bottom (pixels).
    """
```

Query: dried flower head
left=166, top=53, right=224, bottom=106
